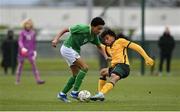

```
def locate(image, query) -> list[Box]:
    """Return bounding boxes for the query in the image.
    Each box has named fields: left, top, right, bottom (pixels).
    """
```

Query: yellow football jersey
left=104, top=38, right=152, bottom=67
left=103, top=38, right=131, bottom=67
left=110, top=38, right=131, bottom=67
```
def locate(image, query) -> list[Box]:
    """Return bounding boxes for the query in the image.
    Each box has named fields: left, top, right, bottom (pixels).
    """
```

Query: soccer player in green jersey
left=52, top=17, right=108, bottom=102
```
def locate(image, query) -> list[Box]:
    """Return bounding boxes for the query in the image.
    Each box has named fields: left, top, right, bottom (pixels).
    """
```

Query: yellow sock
left=100, top=82, right=114, bottom=94
left=98, top=79, right=106, bottom=92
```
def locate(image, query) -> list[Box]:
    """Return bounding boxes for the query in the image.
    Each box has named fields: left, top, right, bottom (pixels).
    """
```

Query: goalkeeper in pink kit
left=16, top=18, right=45, bottom=84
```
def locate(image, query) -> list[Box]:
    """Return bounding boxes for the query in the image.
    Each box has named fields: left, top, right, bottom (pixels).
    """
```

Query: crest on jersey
left=25, top=34, right=32, bottom=40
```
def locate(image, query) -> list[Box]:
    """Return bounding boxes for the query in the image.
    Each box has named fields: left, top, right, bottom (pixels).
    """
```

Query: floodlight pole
left=87, top=0, right=93, bottom=23
left=141, top=0, right=145, bottom=75
left=119, top=0, right=125, bottom=29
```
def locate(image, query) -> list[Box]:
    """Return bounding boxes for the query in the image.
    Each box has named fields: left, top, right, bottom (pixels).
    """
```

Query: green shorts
left=109, top=63, right=130, bottom=79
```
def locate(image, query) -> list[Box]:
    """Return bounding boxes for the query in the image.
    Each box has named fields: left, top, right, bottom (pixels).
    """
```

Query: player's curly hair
left=100, top=28, right=116, bottom=39
left=117, top=32, right=130, bottom=41
left=99, top=28, right=116, bottom=45
left=91, top=17, right=105, bottom=26
left=100, top=28, right=130, bottom=41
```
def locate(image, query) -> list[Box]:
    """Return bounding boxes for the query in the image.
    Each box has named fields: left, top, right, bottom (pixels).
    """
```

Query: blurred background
left=0, top=0, right=180, bottom=75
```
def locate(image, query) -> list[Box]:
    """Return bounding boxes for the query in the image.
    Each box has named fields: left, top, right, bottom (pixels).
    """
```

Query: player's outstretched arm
left=128, top=42, right=154, bottom=66
left=51, top=28, right=69, bottom=47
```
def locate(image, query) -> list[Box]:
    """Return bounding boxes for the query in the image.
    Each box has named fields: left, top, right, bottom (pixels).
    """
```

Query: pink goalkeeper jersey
left=18, top=29, right=36, bottom=56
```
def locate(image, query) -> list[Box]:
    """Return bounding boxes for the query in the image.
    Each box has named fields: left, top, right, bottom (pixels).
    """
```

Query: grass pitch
left=0, top=58, right=180, bottom=111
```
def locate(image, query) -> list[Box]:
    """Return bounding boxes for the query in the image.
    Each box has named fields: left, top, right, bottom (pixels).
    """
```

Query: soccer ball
left=78, top=90, right=91, bottom=102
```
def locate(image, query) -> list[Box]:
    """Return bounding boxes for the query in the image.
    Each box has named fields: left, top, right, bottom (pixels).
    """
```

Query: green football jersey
left=63, top=24, right=101, bottom=54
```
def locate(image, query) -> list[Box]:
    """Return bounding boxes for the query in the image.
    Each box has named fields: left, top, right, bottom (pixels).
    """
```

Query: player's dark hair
left=100, top=29, right=116, bottom=45
left=116, top=32, right=130, bottom=41
left=100, top=29, right=116, bottom=39
left=100, top=28, right=130, bottom=43
left=91, top=17, right=105, bottom=26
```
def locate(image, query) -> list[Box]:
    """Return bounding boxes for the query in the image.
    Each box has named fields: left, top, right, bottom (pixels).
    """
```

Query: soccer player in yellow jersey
left=90, top=29, right=154, bottom=101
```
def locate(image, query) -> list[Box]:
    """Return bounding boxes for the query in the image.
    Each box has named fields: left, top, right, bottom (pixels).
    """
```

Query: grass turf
left=0, top=72, right=180, bottom=111
left=0, top=58, right=180, bottom=111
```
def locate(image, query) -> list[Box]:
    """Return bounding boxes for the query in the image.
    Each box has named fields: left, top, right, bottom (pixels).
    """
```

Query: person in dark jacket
left=1, top=30, right=18, bottom=75
left=158, top=27, right=175, bottom=76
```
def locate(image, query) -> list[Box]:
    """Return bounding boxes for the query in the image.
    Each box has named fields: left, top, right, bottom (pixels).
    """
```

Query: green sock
left=73, top=70, right=87, bottom=91
left=62, top=76, right=76, bottom=94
